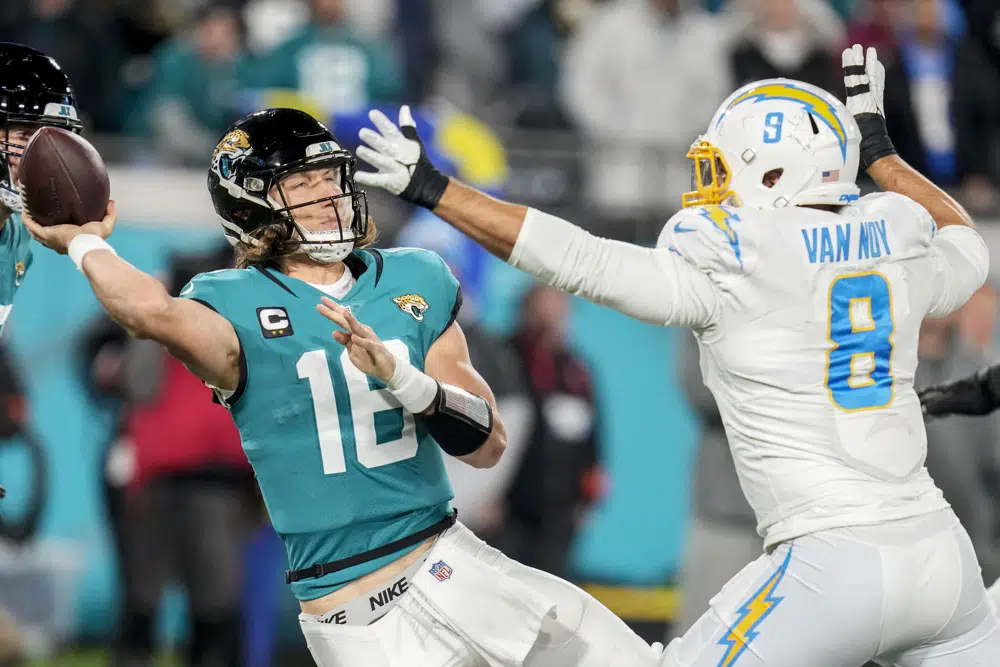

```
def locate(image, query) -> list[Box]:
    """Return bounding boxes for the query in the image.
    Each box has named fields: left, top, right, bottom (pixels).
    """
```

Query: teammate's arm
left=918, top=363, right=1000, bottom=418
left=317, top=298, right=506, bottom=469
left=22, top=205, right=240, bottom=392
left=352, top=107, right=719, bottom=329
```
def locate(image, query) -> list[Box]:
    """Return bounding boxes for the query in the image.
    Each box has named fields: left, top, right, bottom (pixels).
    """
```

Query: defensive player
left=353, top=46, right=1000, bottom=665
left=0, top=42, right=84, bottom=333
left=21, top=108, right=658, bottom=666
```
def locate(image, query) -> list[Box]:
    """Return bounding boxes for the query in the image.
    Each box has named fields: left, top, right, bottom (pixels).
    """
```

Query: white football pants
left=300, top=521, right=657, bottom=667
left=659, top=510, right=1000, bottom=667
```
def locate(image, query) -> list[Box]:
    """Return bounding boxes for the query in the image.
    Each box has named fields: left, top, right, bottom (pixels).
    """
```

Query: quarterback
left=0, top=43, right=84, bottom=333
left=21, top=108, right=657, bottom=666
left=355, top=46, right=1000, bottom=665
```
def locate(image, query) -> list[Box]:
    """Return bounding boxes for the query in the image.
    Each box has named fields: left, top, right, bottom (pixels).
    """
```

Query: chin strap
left=300, top=241, right=355, bottom=263
left=294, top=221, right=357, bottom=263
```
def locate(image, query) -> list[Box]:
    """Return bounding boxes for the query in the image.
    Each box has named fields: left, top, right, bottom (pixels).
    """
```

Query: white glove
left=841, top=43, right=895, bottom=168
left=842, top=44, right=886, bottom=119
left=355, top=105, right=450, bottom=209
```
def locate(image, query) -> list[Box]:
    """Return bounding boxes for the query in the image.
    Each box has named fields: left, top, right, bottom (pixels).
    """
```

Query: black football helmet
left=207, top=108, right=368, bottom=263
left=0, top=43, right=83, bottom=213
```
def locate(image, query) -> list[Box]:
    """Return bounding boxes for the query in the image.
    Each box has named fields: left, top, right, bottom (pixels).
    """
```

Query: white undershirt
left=308, top=265, right=355, bottom=299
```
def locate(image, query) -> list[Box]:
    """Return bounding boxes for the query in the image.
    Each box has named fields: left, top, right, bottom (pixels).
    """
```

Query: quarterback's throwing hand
left=355, top=106, right=450, bottom=210
left=842, top=44, right=895, bottom=168
left=317, top=297, right=397, bottom=383
left=22, top=200, right=117, bottom=255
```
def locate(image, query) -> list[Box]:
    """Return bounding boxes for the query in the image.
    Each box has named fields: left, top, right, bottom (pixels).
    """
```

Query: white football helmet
left=682, top=79, right=862, bottom=210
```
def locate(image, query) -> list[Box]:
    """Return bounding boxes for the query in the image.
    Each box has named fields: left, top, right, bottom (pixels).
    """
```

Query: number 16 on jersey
left=825, top=272, right=895, bottom=411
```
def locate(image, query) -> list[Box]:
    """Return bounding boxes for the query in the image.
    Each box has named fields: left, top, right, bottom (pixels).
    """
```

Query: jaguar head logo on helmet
left=683, top=79, right=862, bottom=211
left=207, top=108, right=375, bottom=268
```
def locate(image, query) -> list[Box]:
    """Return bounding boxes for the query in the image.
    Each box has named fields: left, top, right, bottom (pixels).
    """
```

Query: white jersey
left=510, top=193, right=989, bottom=548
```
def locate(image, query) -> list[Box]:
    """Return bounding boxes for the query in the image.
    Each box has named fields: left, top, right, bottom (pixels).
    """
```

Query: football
left=18, top=127, right=110, bottom=227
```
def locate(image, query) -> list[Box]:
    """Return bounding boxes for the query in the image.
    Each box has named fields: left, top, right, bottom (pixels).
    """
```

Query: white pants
left=660, top=510, right=1000, bottom=667
left=300, top=522, right=656, bottom=667
left=671, top=518, right=762, bottom=639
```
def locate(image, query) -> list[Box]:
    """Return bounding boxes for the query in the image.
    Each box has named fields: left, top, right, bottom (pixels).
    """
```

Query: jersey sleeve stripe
left=366, top=248, right=385, bottom=286
left=439, top=284, right=463, bottom=339
left=254, top=266, right=298, bottom=297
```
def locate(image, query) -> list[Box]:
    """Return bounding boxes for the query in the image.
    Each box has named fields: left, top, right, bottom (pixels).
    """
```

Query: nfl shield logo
left=429, top=560, right=452, bottom=581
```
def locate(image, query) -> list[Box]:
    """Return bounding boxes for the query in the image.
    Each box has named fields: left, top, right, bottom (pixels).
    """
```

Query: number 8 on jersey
left=826, top=272, right=895, bottom=411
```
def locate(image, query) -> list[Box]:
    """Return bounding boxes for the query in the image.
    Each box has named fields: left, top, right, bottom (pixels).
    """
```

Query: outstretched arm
left=354, top=107, right=719, bottom=329
left=432, top=179, right=525, bottom=261
left=22, top=205, right=240, bottom=392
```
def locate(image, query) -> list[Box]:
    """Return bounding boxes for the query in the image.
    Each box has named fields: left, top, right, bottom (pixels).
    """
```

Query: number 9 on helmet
left=683, top=79, right=862, bottom=211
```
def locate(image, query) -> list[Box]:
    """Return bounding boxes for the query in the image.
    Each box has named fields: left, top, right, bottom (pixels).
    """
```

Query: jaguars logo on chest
left=392, top=294, right=429, bottom=322
left=14, top=260, right=24, bottom=287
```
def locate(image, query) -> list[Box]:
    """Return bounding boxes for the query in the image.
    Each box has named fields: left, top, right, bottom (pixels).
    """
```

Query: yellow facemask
left=681, top=142, right=740, bottom=209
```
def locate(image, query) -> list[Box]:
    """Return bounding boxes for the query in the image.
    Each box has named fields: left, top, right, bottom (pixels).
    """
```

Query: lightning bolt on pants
left=659, top=509, right=1000, bottom=667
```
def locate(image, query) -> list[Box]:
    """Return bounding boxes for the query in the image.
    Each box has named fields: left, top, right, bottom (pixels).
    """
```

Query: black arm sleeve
left=919, top=363, right=1000, bottom=417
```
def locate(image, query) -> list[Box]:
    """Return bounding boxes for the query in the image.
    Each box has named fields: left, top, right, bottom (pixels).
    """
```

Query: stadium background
left=0, top=0, right=999, bottom=663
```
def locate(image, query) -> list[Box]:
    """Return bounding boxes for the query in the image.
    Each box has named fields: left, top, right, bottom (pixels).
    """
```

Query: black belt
left=285, top=510, right=458, bottom=585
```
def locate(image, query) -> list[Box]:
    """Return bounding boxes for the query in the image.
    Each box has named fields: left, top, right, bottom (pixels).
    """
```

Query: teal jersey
left=0, top=213, right=32, bottom=335
left=180, top=249, right=460, bottom=600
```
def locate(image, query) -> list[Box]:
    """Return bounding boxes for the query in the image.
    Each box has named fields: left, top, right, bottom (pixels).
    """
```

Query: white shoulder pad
left=850, top=192, right=936, bottom=256
left=657, top=205, right=752, bottom=276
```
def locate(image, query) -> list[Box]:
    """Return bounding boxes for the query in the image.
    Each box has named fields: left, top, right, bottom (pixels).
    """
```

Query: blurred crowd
left=1, top=0, right=999, bottom=216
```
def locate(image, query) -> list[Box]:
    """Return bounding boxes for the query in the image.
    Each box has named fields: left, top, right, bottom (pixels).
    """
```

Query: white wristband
left=68, top=234, right=117, bottom=272
left=386, top=358, right=439, bottom=414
